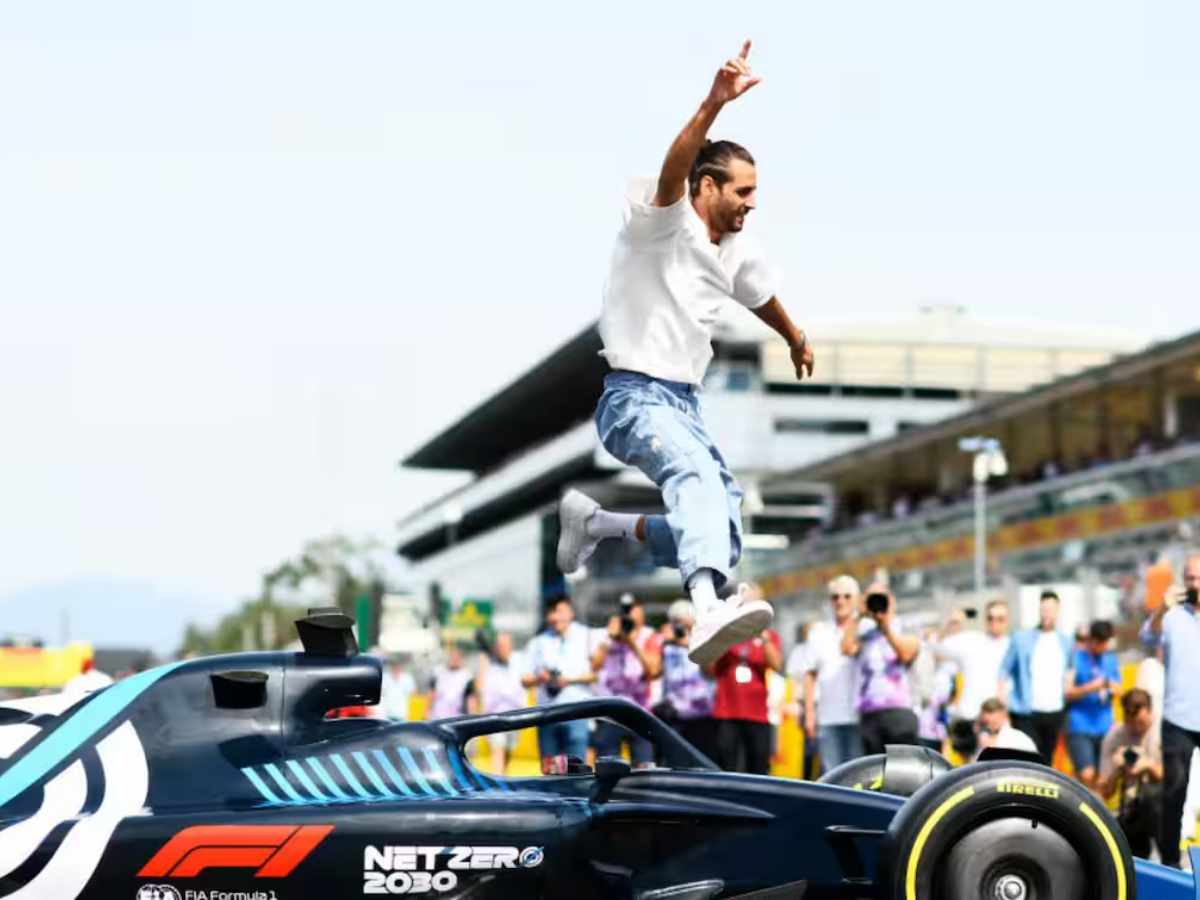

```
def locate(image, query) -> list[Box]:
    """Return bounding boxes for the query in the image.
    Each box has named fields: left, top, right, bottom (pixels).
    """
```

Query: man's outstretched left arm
left=753, top=297, right=814, bottom=380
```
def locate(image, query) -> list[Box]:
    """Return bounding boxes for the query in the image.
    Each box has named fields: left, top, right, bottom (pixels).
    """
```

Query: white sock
left=687, top=569, right=721, bottom=615
left=586, top=509, right=641, bottom=541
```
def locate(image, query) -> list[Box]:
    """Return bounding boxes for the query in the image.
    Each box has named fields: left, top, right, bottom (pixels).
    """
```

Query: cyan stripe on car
left=0, top=661, right=185, bottom=810
left=239, top=745, right=511, bottom=806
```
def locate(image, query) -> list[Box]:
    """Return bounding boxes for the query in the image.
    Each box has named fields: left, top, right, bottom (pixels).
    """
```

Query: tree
left=177, top=534, right=399, bottom=657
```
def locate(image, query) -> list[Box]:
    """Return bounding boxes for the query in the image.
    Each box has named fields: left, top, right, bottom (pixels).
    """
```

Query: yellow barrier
left=0, top=643, right=93, bottom=689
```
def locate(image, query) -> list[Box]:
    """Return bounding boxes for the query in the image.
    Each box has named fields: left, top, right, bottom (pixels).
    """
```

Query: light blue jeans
left=594, top=371, right=743, bottom=588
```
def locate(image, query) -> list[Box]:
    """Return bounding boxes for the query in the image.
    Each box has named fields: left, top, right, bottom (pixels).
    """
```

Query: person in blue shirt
left=1064, top=620, right=1121, bottom=792
left=1142, top=554, right=1200, bottom=869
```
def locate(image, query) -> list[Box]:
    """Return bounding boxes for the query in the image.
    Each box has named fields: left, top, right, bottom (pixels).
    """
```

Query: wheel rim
left=936, top=817, right=1087, bottom=900
left=992, top=873, right=1029, bottom=900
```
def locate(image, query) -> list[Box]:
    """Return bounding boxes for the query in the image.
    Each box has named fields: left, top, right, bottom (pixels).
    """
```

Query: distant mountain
left=0, top=577, right=236, bottom=656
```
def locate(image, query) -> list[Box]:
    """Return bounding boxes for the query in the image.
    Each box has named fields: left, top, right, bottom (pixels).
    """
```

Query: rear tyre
left=818, top=754, right=886, bottom=791
left=880, top=761, right=1135, bottom=900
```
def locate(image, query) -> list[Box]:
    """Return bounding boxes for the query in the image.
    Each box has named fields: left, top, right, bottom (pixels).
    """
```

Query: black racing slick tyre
left=879, top=761, right=1135, bottom=900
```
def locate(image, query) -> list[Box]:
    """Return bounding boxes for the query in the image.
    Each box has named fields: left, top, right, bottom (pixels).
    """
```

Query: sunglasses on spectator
left=986, top=614, right=1007, bottom=622
left=830, top=593, right=853, bottom=600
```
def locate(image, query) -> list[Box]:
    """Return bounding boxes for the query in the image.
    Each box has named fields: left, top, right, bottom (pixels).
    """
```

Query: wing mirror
left=591, top=756, right=632, bottom=803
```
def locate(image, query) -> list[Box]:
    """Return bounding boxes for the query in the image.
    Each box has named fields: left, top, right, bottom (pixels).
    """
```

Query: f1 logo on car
left=139, top=825, right=334, bottom=878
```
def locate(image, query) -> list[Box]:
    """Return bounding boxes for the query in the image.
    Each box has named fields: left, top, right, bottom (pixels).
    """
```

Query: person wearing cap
left=591, top=594, right=661, bottom=768
left=655, top=599, right=718, bottom=762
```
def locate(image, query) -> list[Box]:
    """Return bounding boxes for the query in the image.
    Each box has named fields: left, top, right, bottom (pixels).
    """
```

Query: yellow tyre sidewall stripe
left=1079, top=800, right=1127, bottom=900
left=904, top=785, right=975, bottom=900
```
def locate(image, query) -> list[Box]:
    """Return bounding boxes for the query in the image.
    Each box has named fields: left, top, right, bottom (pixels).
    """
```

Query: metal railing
left=753, top=442, right=1200, bottom=579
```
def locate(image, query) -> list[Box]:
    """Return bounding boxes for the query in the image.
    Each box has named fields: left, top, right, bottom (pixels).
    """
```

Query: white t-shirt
left=805, top=621, right=861, bottom=727
left=1030, top=630, right=1066, bottom=713
left=976, top=724, right=1039, bottom=760
left=599, top=177, right=777, bottom=386
left=378, top=667, right=417, bottom=720
left=938, top=631, right=1012, bottom=720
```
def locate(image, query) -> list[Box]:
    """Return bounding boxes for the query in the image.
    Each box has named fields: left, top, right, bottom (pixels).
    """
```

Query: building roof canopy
left=403, top=324, right=606, bottom=472
left=766, top=327, right=1200, bottom=494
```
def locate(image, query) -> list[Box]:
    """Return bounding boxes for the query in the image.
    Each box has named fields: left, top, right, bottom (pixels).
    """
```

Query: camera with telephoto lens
left=866, top=592, right=889, bottom=615
left=1123, top=746, right=1140, bottom=767
left=672, top=623, right=687, bottom=641
left=620, top=614, right=636, bottom=635
left=1186, top=588, right=1199, bottom=606
left=545, top=668, right=563, bottom=698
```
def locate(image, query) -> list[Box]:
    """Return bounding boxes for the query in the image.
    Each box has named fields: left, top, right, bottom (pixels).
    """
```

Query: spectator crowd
left=370, top=558, right=1200, bottom=870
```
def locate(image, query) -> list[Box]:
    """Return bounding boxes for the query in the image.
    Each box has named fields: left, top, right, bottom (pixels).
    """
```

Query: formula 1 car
left=0, top=610, right=1195, bottom=900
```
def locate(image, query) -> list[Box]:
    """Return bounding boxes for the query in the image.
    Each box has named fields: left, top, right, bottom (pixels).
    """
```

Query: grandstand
left=753, top=326, right=1200, bottom=620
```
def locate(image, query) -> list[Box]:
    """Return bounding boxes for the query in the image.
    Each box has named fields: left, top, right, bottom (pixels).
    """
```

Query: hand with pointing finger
left=708, top=40, right=762, bottom=106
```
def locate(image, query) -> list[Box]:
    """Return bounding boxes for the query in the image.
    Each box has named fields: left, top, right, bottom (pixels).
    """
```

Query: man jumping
left=556, top=41, right=814, bottom=666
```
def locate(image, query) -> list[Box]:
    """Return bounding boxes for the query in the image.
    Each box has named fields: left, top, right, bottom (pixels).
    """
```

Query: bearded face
left=698, top=157, right=757, bottom=238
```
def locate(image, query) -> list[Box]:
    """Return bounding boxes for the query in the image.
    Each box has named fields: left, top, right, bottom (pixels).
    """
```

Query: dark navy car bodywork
left=0, top=636, right=1194, bottom=899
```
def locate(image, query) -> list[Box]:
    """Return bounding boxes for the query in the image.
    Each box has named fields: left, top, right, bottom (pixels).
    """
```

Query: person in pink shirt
left=429, top=646, right=473, bottom=721
left=591, top=594, right=661, bottom=768
left=474, top=632, right=527, bottom=773
left=841, top=584, right=920, bottom=754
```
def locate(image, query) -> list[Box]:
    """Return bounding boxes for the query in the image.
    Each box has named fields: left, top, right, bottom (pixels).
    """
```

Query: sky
left=1, top=1, right=1198, bottom=647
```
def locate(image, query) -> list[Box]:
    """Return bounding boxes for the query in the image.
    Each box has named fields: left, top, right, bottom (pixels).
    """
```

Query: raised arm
left=653, top=40, right=762, bottom=208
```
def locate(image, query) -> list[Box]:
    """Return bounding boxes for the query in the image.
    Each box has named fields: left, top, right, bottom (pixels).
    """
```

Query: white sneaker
left=687, top=585, right=774, bottom=666
left=556, top=489, right=600, bottom=574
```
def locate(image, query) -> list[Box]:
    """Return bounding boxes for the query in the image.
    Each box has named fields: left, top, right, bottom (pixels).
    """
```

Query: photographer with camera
left=655, top=599, right=718, bottom=762
left=841, top=583, right=920, bottom=755
left=1141, top=553, right=1200, bottom=868
left=591, top=594, right=661, bottom=768
left=1097, top=689, right=1163, bottom=858
left=522, top=597, right=598, bottom=772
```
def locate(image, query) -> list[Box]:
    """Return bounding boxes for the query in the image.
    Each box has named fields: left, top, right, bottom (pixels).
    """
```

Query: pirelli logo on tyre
left=995, top=779, right=1060, bottom=799
left=139, top=825, right=334, bottom=878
